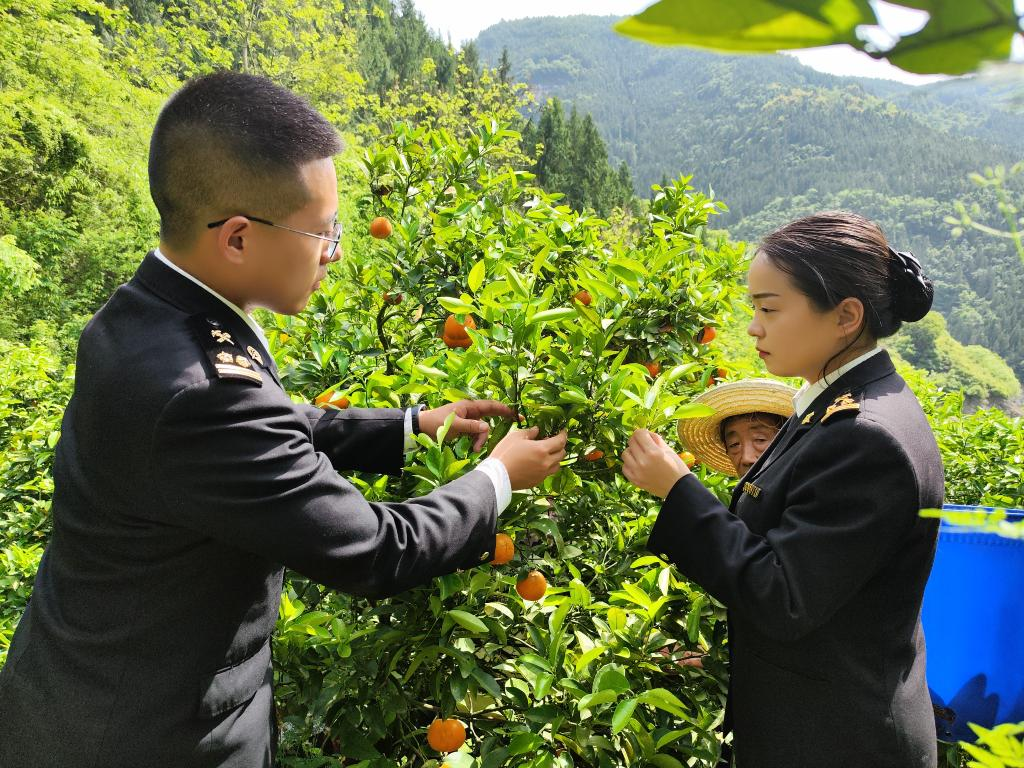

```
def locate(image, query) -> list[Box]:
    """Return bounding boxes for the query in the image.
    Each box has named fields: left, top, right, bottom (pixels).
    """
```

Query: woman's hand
left=622, top=429, right=690, bottom=499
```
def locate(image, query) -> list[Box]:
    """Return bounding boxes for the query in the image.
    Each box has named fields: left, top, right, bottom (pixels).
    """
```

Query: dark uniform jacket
left=648, top=351, right=943, bottom=768
left=0, top=253, right=498, bottom=767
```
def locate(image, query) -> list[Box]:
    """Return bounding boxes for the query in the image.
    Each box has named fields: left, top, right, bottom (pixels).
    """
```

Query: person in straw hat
left=679, top=379, right=796, bottom=478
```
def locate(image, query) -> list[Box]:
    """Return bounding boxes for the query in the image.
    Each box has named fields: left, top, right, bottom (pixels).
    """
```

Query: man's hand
left=418, top=399, right=519, bottom=452
left=622, top=428, right=690, bottom=499
left=489, top=426, right=568, bottom=490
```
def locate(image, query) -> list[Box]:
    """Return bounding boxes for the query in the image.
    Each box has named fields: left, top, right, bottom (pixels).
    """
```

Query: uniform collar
left=133, top=251, right=281, bottom=386
left=152, top=247, right=271, bottom=357
left=793, top=346, right=884, bottom=417
left=732, top=349, right=897, bottom=501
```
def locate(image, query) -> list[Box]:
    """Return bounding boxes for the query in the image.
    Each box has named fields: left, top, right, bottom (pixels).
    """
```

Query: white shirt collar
left=792, top=346, right=884, bottom=417
left=153, top=247, right=271, bottom=356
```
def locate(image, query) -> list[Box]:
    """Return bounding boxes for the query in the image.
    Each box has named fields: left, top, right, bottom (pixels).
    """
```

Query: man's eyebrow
left=749, top=292, right=780, bottom=299
left=321, top=211, right=338, bottom=228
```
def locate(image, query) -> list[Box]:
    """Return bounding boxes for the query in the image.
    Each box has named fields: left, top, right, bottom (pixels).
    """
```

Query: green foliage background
left=1, top=1, right=1022, bottom=766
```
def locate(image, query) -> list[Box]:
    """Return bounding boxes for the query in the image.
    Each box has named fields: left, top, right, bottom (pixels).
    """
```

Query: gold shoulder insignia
left=190, top=315, right=262, bottom=386
left=742, top=481, right=761, bottom=499
left=821, top=393, right=859, bottom=423
left=246, top=345, right=264, bottom=366
left=801, top=410, right=815, bottom=425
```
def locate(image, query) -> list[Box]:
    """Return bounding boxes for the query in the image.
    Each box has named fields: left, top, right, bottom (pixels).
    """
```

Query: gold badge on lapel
left=234, top=355, right=252, bottom=369
left=246, top=345, right=264, bottom=366
left=801, top=410, right=815, bottom=425
left=821, top=393, right=859, bottom=423
left=211, top=329, right=234, bottom=344
left=742, top=481, right=762, bottom=499
left=216, top=351, right=234, bottom=364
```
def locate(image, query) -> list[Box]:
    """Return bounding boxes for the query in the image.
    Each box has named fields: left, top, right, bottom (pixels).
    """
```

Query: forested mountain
left=475, top=15, right=1022, bottom=219
left=476, top=15, right=1024, bottom=383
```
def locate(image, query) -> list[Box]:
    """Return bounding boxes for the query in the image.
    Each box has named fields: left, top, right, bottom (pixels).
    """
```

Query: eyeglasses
left=207, top=215, right=343, bottom=259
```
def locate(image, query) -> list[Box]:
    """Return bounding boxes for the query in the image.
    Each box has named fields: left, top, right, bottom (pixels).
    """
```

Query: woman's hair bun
left=888, top=247, right=934, bottom=322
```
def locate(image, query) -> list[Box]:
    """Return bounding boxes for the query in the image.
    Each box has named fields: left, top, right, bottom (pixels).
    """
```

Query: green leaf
left=447, top=609, right=489, bottom=634
left=505, top=266, right=531, bottom=299
left=558, top=388, right=591, bottom=405
left=335, top=729, right=382, bottom=760
left=611, top=697, right=639, bottom=735
left=578, top=689, right=619, bottom=712
left=519, top=653, right=553, bottom=673
left=533, top=671, right=555, bottom=699
left=508, top=732, right=544, bottom=756
left=614, top=0, right=873, bottom=50
left=663, top=362, right=698, bottom=384
left=527, top=307, right=576, bottom=325
left=575, top=645, right=606, bottom=672
left=471, top=666, right=503, bottom=698
left=638, top=688, right=688, bottom=718
left=686, top=594, right=707, bottom=643
left=673, top=402, right=716, bottom=420
left=438, top=296, right=476, bottom=314
left=549, top=601, right=571, bottom=636
left=468, top=259, right=486, bottom=293
left=648, top=755, right=686, bottom=768
left=885, top=0, right=1018, bottom=75
left=414, top=364, right=448, bottom=380
left=593, top=664, right=630, bottom=694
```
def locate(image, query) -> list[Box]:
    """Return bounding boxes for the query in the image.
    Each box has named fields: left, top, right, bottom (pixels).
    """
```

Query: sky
left=412, top=0, right=1024, bottom=86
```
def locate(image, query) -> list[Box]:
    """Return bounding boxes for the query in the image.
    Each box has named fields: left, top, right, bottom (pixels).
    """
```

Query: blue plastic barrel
left=921, top=505, right=1024, bottom=742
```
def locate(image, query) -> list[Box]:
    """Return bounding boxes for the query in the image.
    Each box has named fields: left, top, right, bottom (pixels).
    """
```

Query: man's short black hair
left=149, top=71, right=343, bottom=248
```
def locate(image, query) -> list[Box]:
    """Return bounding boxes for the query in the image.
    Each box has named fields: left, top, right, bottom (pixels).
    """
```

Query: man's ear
left=215, top=215, right=250, bottom=266
left=835, top=296, right=865, bottom=337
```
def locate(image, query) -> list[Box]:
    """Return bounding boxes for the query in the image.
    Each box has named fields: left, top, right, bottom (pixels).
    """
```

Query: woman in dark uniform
left=622, top=212, right=943, bottom=768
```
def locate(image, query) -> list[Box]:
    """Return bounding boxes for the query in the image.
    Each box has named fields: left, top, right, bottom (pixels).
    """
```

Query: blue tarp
left=921, top=505, right=1024, bottom=742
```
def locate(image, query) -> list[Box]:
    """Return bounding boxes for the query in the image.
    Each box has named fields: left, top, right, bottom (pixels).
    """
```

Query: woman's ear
left=834, top=296, right=865, bottom=337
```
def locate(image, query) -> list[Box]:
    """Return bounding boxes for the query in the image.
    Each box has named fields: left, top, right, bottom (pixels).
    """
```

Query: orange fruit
left=573, top=290, right=592, bottom=306
left=426, top=718, right=466, bottom=753
left=369, top=216, right=393, bottom=239
left=516, top=570, right=547, bottom=601
left=491, top=533, right=514, bottom=565
left=442, top=333, right=472, bottom=349
left=443, top=314, right=476, bottom=340
left=706, top=367, right=728, bottom=388
left=697, top=326, right=717, bottom=344
left=584, top=449, right=604, bottom=462
left=315, top=391, right=350, bottom=409
left=644, top=361, right=661, bottom=377
left=678, top=451, right=696, bottom=468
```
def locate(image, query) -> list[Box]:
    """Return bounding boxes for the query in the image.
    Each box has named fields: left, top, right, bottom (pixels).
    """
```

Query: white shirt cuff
left=403, top=407, right=417, bottom=454
left=474, top=457, right=512, bottom=516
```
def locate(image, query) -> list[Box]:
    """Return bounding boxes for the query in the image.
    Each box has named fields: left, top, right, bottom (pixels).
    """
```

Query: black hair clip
left=888, top=246, right=934, bottom=322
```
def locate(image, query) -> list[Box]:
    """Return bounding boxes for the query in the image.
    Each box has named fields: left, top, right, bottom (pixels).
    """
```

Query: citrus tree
left=267, top=119, right=748, bottom=767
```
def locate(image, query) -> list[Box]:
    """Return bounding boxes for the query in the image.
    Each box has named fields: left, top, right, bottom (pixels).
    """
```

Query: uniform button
left=479, top=551, right=490, bottom=562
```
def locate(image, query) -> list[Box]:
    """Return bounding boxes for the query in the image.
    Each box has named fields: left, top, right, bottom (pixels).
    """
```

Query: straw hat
left=678, top=379, right=798, bottom=476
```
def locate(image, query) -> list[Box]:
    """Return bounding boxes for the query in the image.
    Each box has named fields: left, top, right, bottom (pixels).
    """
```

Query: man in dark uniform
left=0, top=72, right=567, bottom=767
